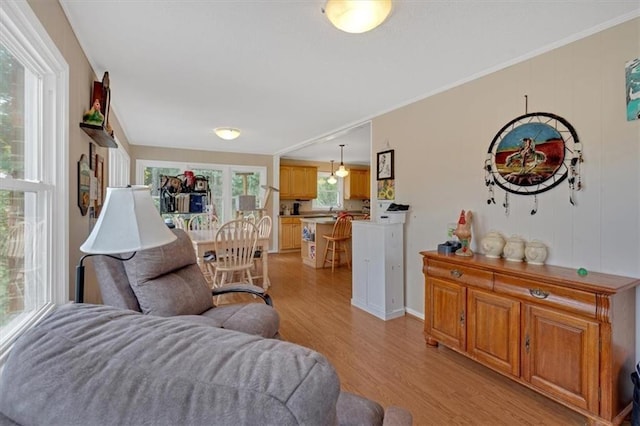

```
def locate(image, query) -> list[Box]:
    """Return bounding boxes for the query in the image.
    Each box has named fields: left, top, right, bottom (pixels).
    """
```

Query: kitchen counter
left=299, top=217, right=345, bottom=269
left=279, top=210, right=365, bottom=219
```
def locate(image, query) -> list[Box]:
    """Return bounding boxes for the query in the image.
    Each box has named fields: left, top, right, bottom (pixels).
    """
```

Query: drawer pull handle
left=529, top=288, right=549, bottom=299
left=450, top=269, right=463, bottom=278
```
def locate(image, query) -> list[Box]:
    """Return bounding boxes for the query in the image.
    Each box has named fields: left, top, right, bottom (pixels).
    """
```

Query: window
left=137, top=160, right=266, bottom=222
left=0, top=0, right=69, bottom=361
left=313, top=172, right=342, bottom=210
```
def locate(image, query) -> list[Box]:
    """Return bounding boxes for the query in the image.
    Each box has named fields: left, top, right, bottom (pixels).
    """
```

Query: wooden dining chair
left=321, top=215, right=353, bottom=272
left=252, top=216, right=272, bottom=284
left=188, top=213, right=219, bottom=230
left=210, top=219, right=258, bottom=289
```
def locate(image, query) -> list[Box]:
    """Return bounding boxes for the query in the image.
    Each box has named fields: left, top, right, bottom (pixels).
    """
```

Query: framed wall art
left=376, top=149, right=394, bottom=180
left=484, top=112, right=582, bottom=214
left=77, top=154, right=91, bottom=216
left=626, top=57, right=640, bottom=121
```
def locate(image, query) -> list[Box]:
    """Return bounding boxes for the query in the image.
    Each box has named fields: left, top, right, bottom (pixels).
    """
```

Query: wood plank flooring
left=222, top=252, right=590, bottom=425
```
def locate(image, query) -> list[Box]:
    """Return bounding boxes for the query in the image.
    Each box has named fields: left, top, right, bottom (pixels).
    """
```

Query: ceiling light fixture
left=327, top=160, right=338, bottom=185
left=323, top=0, right=392, bottom=34
left=335, top=144, right=349, bottom=178
left=214, top=127, right=241, bottom=141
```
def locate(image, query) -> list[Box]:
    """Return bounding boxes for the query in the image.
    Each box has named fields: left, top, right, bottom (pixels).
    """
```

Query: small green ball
left=577, top=267, right=588, bottom=277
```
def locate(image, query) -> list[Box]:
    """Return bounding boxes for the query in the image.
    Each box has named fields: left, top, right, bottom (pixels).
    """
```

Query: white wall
left=371, top=17, right=640, bottom=351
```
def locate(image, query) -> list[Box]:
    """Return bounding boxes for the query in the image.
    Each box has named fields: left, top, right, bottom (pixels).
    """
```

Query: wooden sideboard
left=420, top=251, right=639, bottom=425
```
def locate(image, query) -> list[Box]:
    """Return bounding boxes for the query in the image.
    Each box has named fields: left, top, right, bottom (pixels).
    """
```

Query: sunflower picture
left=377, top=179, right=395, bottom=200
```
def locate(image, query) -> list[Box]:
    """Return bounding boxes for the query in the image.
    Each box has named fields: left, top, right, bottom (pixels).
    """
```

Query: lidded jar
left=503, top=236, right=525, bottom=262
left=480, top=231, right=505, bottom=258
left=525, top=241, right=548, bottom=265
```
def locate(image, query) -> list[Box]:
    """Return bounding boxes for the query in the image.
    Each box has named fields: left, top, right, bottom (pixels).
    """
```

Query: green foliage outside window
left=315, top=172, right=340, bottom=209
left=0, top=45, right=25, bottom=326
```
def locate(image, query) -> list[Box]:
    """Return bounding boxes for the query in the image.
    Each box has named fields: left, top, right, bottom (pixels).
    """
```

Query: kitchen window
left=0, top=0, right=69, bottom=363
left=313, top=172, right=342, bottom=210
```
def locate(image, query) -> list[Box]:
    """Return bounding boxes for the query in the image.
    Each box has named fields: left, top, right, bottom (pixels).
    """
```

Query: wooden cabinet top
left=420, top=251, right=640, bottom=295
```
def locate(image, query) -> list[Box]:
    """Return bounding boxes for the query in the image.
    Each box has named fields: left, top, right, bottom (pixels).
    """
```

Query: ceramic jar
left=525, top=241, right=548, bottom=265
left=480, top=231, right=505, bottom=258
left=503, top=236, right=525, bottom=262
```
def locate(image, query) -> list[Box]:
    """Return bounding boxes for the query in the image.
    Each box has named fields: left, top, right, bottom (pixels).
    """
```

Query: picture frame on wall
left=89, top=142, right=95, bottom=170
left=376, top=149, right=394, bottom=180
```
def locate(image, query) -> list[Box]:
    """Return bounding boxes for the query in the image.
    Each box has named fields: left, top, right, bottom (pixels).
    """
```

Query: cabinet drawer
left=494, top=274, right=596, bottom=318
left=427, top=259, right=493, bottom=290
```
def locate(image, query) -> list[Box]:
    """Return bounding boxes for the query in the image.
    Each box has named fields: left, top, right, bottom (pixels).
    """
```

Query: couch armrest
left=383, top=406, right=413, bottom=426
left=211, top=283, right=273, bottom=306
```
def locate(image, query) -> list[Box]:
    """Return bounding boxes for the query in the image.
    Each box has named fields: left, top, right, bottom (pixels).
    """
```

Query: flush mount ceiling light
left=323, top=0, right=392, bottom=34
left=327, top=160, right=338, bottom=185
left=335, top=144, right=349, bottom=178
left=214, top=127, right=241, bottom=141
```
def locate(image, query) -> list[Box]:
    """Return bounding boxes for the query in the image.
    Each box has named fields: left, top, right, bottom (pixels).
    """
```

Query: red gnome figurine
left=453, top=210, right=473, bottom=256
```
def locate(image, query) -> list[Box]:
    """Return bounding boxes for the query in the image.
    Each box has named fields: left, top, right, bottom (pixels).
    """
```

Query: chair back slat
left=214, top=220, right=258, bottom=270
left=332, top=215, right=353, bottom=239
left=189, top=213, right=219, bottom=230
left=256, top=216, right=273, bottom=239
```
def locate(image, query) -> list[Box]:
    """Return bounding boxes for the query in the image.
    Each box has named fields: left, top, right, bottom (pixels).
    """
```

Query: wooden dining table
left=186, top=229, right=270, bottom=289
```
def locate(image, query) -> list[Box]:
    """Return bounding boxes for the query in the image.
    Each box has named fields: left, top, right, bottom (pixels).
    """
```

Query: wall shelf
left=79, top=123, right=117, bottom=148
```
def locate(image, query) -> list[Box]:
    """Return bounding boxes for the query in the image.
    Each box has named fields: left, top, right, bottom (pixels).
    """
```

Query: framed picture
left=77, top=154, right=91, bottom=216
left=376, top=149, right=394, bottom=180
left=89, top=142, right=95, bottom=170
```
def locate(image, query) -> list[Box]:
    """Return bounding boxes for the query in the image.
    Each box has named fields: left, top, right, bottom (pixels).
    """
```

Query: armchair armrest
left=211, top=283, right=273, bottom=306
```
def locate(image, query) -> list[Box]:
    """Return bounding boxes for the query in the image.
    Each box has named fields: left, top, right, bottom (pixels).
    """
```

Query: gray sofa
left=0, top=304, right=411, bottom=425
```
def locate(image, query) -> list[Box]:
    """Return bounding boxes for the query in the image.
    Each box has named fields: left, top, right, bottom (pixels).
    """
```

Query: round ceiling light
left=323, top=0, right=392, bottom=34
left=214, top=127, right=241, bottom=141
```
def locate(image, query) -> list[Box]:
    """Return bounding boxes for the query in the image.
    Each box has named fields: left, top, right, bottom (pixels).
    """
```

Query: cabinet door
left=292, top=220, right=301, bottom=249
left=425, top=277, right=466, bottom=351
left=523, top=304, right=599, bottom=413
left=467, top=288, right=520, bottom=377
left=280, top=167, right=292, bottom=199
left=302, top=167, right=317, bottom=199
left=290, top=167, right=306, bottom=198
left=279, top=222, right=293, bottom=250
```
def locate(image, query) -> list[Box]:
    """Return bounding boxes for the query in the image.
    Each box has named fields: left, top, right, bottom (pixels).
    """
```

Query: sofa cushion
left=0, top=304, right=340, bottom=426
left=123, top=229, right=213, bottom=316
left=200, top=303, right=280, bottom=338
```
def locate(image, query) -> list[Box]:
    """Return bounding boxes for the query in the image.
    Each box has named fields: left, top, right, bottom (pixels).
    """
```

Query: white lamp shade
left=327, top=175, right=338, bottom=185
left=324, top=0, right=392, bottom=34
left=80, top=186, right=177, bottom=254
left=335, top=165, right=349, bottom=177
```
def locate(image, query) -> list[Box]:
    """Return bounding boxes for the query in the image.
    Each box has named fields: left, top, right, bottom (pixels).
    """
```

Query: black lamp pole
left=74, top=252, right=136, bottom=303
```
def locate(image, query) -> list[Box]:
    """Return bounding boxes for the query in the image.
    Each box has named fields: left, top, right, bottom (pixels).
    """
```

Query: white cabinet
left=351, top=221, right=405, bottom=320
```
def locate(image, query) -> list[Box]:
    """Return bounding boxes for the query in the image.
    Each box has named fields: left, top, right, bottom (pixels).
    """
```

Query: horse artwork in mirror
left=484, top=112, right=583, bottom=215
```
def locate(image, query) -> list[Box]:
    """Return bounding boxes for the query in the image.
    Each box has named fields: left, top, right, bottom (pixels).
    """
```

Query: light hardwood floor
left=224, top=252, right=591, bottom=425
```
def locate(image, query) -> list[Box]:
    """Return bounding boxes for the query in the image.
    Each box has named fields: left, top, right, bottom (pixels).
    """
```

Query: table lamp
left=75, top=185, right=177, bottom=303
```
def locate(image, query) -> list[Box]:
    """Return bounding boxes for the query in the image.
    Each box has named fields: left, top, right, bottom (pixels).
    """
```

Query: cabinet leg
left=425, top=336, right=439, bottom=347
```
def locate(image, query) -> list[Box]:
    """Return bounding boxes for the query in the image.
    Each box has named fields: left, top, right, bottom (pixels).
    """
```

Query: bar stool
left=321, top=215, right=353, bottom=272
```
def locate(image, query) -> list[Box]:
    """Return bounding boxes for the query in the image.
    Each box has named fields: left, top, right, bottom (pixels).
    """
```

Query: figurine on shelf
left=453, top=209, right=473, bottom=256
left=82, top=98, right=105, bottom=126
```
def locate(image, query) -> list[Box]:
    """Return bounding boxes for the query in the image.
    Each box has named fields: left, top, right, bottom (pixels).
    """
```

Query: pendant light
left=323, top=0, right=392, bottom=34
left=335, top=144, right=349, bottom=177
left=327, top=160, right=338, bottom=185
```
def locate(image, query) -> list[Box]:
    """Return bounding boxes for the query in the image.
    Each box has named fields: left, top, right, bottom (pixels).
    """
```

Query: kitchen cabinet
left=345, top=168, right=370, bottom=200
left=351, top=221, right=404, bottom=320
left=280, top=166, right=317, bottom=200
left=421, top=252, right=639, bottom=425
left=279, top=217, right=301, bottom=251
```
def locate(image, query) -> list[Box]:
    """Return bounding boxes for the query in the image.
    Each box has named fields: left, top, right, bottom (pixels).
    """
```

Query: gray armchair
left=91, top=228, right=279, bottom=338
